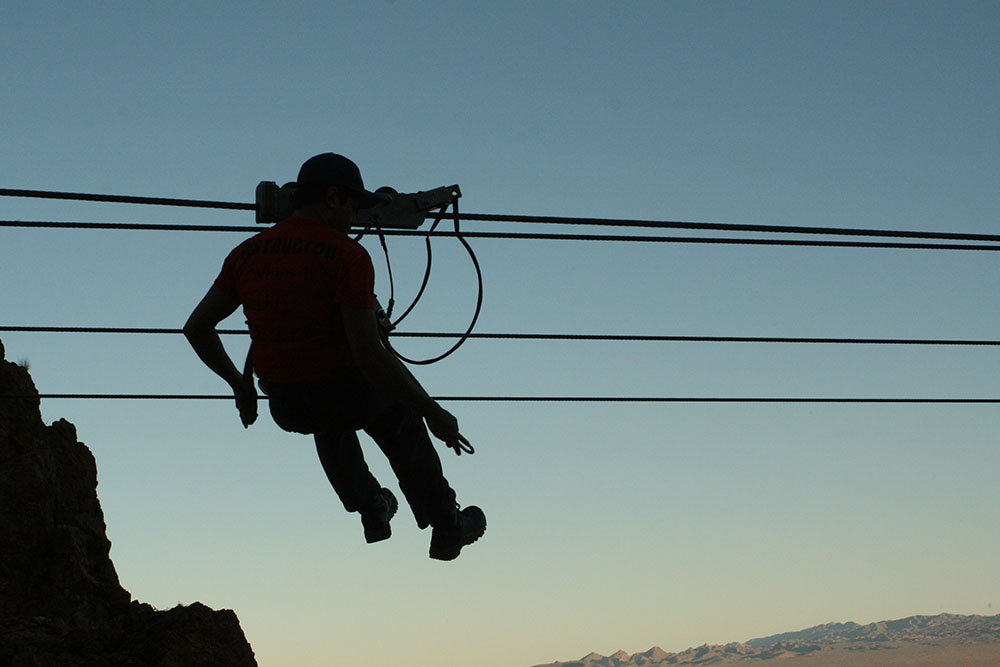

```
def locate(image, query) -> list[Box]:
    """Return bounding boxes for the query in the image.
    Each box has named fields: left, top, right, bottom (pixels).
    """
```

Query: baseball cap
left=296, top=153, right=388, bottom=209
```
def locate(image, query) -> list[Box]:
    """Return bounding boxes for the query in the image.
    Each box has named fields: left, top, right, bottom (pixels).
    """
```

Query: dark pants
left=264, top=369, right=457, bottom=529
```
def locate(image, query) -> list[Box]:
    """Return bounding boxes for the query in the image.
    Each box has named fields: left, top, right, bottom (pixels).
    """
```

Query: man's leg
left=367, top=409, right=485, bottom=560
left=268, top=373, right=482, bottom=555
left=314, top=430, right=399, bottom=543
left=313, top=430, right=383, bottom=514
left=267, top=382, right=396, bottom=541
left=362, top=398, right=458, bottom=530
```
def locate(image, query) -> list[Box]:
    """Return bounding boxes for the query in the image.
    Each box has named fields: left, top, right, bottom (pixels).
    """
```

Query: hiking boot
left=360, top=488, right=398, bottom=544
left=429, top=506, right=486, bottom=561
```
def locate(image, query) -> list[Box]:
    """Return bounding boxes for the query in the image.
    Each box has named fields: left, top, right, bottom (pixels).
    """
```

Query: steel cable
left=0, top=188, right=255, bottom=210
left=1, top=394, right=997, bottom=403
left=452, top=212, right=1000, bottom=242
left=2, top=326, right=998, bottom=347
left=4, top=188, right=997, bottom=405
left=4, top=187, right=1000, bottom=243
left=4, top=221, right=1000, bottom=251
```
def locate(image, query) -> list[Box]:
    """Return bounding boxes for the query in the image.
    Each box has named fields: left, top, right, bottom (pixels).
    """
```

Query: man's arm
left=341, top=304, right=470, bottom=453
left=183, top=286, right=257, bottom=427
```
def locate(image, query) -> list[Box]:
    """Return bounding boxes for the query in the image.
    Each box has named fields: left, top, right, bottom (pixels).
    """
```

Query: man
left=183, top=152, right=486, bottom=561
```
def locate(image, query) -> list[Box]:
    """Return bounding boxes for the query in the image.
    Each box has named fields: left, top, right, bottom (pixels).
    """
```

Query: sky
left=2, top=2, right=999, bottom=666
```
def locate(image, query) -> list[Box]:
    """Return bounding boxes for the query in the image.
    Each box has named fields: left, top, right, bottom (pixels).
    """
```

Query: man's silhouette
left=183, top=153, right=485, bottom=560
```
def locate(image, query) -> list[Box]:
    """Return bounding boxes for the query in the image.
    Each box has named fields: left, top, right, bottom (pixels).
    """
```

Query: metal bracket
left=254, top=181, right=294, bottom=225
left=255, top=181, right=461, bottom=229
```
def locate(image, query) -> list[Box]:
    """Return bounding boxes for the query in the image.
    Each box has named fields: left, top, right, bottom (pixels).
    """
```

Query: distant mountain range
left=530, top=613, right=1000, bottom=667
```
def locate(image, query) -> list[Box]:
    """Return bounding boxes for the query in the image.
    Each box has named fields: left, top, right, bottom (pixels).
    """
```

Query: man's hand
left=425, top=406, right=474, bottom=455
left=340, top=305, right=474, bottom=454
left=185, top=285, right=258, bottom=428
left=232, top=378, right=258, bottom=428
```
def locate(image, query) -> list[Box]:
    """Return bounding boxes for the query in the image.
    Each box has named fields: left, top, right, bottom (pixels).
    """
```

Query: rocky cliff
left=0, top=338, right=257, bottom=667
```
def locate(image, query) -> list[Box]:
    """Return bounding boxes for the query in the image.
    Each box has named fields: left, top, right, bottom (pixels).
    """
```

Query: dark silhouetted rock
left=0, top=338, right=257, bottom=666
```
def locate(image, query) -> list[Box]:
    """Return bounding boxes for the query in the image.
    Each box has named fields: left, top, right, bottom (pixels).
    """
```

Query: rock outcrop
left=0, top=338, right=257, bottom=666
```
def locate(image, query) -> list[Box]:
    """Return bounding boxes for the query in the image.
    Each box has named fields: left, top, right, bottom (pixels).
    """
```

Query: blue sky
left=2, top=2, right=999, bottom=666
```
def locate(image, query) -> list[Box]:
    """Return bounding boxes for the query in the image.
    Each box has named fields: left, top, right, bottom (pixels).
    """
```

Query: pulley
left=254, top=181, right=461, bottom=229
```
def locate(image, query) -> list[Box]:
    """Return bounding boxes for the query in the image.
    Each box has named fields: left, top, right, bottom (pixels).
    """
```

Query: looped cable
left=386, top=197, right=483, bottom=365
left=449, top=439, right=475, bottom=456
left=390, top=205, right=450, bottom=328
left=373, top=220, right=395, bottom=322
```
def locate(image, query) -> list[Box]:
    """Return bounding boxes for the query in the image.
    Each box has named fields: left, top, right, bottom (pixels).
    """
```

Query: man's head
left=292, top=153, right=386, bottom=227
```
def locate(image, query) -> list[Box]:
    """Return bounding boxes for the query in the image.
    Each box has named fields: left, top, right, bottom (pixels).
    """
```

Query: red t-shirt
left=213, top=216, right=376, bottom=382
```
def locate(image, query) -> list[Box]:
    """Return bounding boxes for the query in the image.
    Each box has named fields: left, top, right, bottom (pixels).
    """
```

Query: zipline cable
left=2, top=326, right=999, bottom=347
left=5, top=189, right=997, bottom=407
left=4, top=187, right=1000, bottom=243
left=2, top=394, right=998, bottom=403
left=1, top=220, right=261, bottom=232
left=0, top=188, right=255, bottom=211
left=453, top=212, right=1000, bottom=242
left=4, top=221, right=1000, bottom=251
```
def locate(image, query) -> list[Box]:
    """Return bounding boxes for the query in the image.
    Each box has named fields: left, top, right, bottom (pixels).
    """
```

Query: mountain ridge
left=747, top=611, right=1000, bottom=647
left=530, top=612, right=1000, bottom=667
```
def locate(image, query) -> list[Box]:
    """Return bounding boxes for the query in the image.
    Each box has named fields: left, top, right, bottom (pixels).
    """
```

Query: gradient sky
left=2, top=2, right=999, bottom=666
